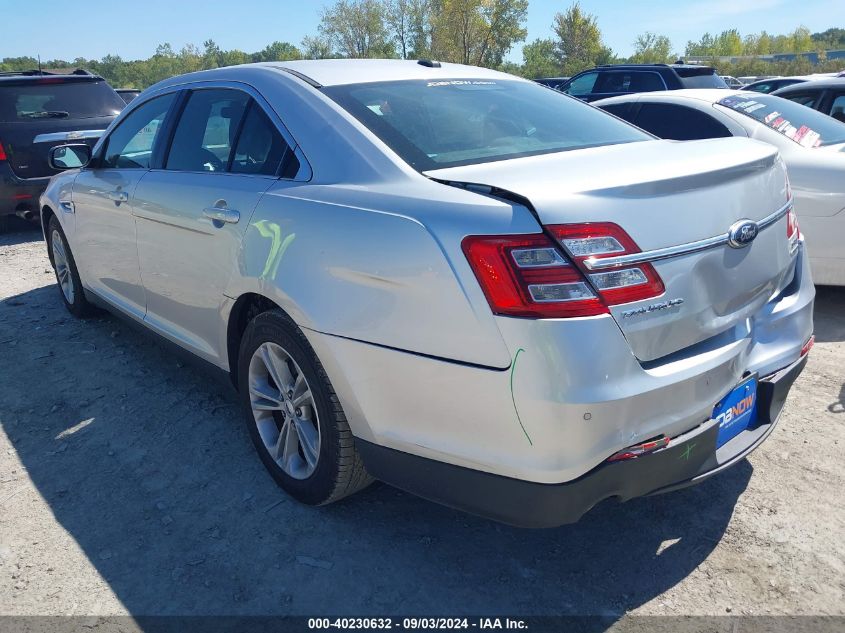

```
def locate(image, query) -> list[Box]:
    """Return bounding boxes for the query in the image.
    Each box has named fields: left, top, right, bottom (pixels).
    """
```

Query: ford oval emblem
left=728, top=220, right=759, bottom=249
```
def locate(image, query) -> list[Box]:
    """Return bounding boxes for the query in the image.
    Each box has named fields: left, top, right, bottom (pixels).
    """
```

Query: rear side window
left=633, top=103, right=732, bottom=140
left=595, top=72, right=665, bottom=94
left=598, top=103, right=634, bottom=121
left=230, top=103, right=289, bottom=176
left=101, top=93, right=176, bottom=169
left=829, top=94, right=845, bottom=123
left=779, top=92, right=819, bottom=108
left=678, top=70, right=728, bottom=89
left=166, top=89, right=250, bottom=172
left=0, top=80, right=125, bottom=121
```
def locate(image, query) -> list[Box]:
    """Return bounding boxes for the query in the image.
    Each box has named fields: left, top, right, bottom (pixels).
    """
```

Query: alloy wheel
left=51, top=229, right=75, bottom=304
left=247, top=342, right=321, bottom=480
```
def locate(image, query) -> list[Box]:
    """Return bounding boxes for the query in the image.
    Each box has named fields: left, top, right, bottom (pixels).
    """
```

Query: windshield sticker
left=426, top=80, right=497, bottom=87
left=764, top=111, right=780, bottom=124
left=794, top=126, right=821, bottom=147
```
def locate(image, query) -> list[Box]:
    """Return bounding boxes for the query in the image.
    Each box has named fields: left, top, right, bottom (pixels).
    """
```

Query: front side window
left=100, top=93, right=176, bottom=169
left=230, top=103, right=289, bottom=176
left=166, top=89, right=250, bottom=172
left=324, top=79, right=650, bottom=170
left=718, top=93, right=845, bottom=147
left=564, top=72, right=599, bottom=96
left=634, top=103, right=732, bottom=140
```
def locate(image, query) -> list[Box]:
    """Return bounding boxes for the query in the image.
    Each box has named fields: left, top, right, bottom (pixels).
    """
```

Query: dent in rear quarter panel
left=224, top=179, right=530, bottom=369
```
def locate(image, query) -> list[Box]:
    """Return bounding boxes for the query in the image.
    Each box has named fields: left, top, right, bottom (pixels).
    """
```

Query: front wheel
left=238, top=310, right=372, bottom=505
left=47, top=216, right=95, bottom=318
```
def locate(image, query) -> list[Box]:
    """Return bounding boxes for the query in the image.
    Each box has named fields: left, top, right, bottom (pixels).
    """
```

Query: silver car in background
left=40, top=61, right=814, bottom=527
left=595, top=89, right=845, bottom=286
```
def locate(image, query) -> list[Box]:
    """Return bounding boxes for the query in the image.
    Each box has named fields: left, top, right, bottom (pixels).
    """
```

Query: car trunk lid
left=427, top=138, right=795, bottom=362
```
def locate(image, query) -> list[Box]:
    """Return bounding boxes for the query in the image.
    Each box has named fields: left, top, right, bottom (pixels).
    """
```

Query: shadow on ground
left=0, top=219, right=42, bottom=247
left=13, top=266, right=841, bottom=616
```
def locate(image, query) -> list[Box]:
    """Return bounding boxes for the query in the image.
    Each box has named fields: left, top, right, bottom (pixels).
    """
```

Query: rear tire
left=238, top=309, right=372, bottom=505
left=46, top=216, right=95, bottom=318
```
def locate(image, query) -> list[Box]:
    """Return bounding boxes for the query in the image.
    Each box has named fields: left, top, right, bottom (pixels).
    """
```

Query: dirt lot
left=0, top=221, right=843, bottom=619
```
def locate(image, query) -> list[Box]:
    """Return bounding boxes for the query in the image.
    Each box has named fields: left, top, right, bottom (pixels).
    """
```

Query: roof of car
left=148, top=59, right=523, bottom=92
left=772, top=77, right=845, bottom=93
left=272, top=59, right=518, bottom=87
left=0, top=69, right=103, bottom=83
left=593, top=89, right=744, bottom=106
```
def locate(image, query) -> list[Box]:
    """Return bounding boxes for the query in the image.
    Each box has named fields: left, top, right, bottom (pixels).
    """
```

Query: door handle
left=107, top=190, right=129, bottom=203
left=203, top=207, right=240, bottom=225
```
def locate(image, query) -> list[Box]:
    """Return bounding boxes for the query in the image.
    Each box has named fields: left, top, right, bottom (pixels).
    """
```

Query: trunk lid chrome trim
left=582, top=200, right=792, bottom=271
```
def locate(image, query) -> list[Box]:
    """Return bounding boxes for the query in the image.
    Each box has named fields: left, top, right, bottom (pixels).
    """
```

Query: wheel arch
left=225, top=292, right=285, bottom=387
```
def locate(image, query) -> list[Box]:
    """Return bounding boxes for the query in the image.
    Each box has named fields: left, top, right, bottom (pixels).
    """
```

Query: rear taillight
left=550, top=223, right=665, bottom=305
left=462, top=223, right=664, bottom=319
left=461, top=233, right=606, bottom=317
left=0, top=141, right=7, bottom=161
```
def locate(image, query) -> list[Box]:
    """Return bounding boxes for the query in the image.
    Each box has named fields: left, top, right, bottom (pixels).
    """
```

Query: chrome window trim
left=33, top=130, right=106, bottom=143
left=582, top=200, right=793, bottom=271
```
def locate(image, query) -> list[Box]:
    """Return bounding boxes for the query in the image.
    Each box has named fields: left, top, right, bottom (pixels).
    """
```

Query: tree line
left=1, top=1, right=843, bottom=88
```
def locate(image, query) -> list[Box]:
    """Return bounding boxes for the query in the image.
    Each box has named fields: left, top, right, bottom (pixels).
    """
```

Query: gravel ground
left=0, top=221, right=843, bottom=619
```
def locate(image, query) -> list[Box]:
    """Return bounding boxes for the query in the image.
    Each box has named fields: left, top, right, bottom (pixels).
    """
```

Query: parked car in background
left=720, top=75, right=744, bottom=88
left=533, top=76, right=570, bottom=91
left=772, top=78, right=845, bottom=123
left=115, top=88, right=141, bottom=104
left=742, top=76, right=809, bottom=94
left=558, top=63, right=727, bottom=102
left=0, top=69, right=124, bottom=232
left=596, top=89, right=845, bottom=285
left=39, top=60, right=814, bottom=527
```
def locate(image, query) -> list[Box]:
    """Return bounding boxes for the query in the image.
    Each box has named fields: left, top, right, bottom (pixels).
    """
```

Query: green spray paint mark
left=509, top=347, right=533, bottom=446
left=254, top=220, right=295, bottom=281
left=678, top=442, right=696, bottom=461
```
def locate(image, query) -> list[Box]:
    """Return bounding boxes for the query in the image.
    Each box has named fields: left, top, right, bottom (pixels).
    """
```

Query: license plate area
left=713, top=375, right=758, bottom=448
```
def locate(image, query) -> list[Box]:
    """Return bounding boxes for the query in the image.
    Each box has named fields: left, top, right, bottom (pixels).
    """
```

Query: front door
left=72, top=93, right=176, bottom=318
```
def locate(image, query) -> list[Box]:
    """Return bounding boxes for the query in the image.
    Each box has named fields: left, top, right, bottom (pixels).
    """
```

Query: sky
left=2, top=0, right=843, bottom=63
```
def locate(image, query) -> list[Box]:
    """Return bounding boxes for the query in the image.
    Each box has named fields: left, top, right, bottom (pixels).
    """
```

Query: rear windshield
left=718, top=93, right=845, bottom=147
left=678, top=69, right=728, bottom=89
left=0, top=80, right=125, bottom=122
left=323, top=79, right=650, bottom=170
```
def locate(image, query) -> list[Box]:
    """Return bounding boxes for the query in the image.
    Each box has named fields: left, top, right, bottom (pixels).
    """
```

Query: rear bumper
left=0, top=163, right=49, bottom=216
left=357, top=354, right=807, bottom=528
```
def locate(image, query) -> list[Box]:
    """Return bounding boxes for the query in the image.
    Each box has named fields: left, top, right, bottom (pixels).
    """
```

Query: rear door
left=132, top=86, right=300, bottom=363
left=0, top=78, right=123, bottom=179
left=72, top=92, right=177, bottom=318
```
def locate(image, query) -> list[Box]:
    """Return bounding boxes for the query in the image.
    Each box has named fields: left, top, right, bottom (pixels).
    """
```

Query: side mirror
left=49, top=144, right=92, bottom=170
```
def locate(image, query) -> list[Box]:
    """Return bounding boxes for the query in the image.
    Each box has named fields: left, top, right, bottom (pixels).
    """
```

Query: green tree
left=552, top=2, right=606, bottom=75
left=301, top=35, right=335, bottom=59
left=318, top=0, right=396, bottom=58
left=434, top=0, right=527, bottom=67
left=521, top=37, right=559, bottom=78
left=631, top=32, right=673, bottom=63
left=253, top=41, right=302, bottom=62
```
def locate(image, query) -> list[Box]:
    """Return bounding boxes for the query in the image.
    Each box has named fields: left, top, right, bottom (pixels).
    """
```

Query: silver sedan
left=40, top=61, right=814, bottom=527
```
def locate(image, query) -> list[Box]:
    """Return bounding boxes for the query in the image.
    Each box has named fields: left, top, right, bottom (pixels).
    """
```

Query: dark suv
left=0, top=69, right=125, bottom=231
left=559, top=63, right=727, bottom=102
